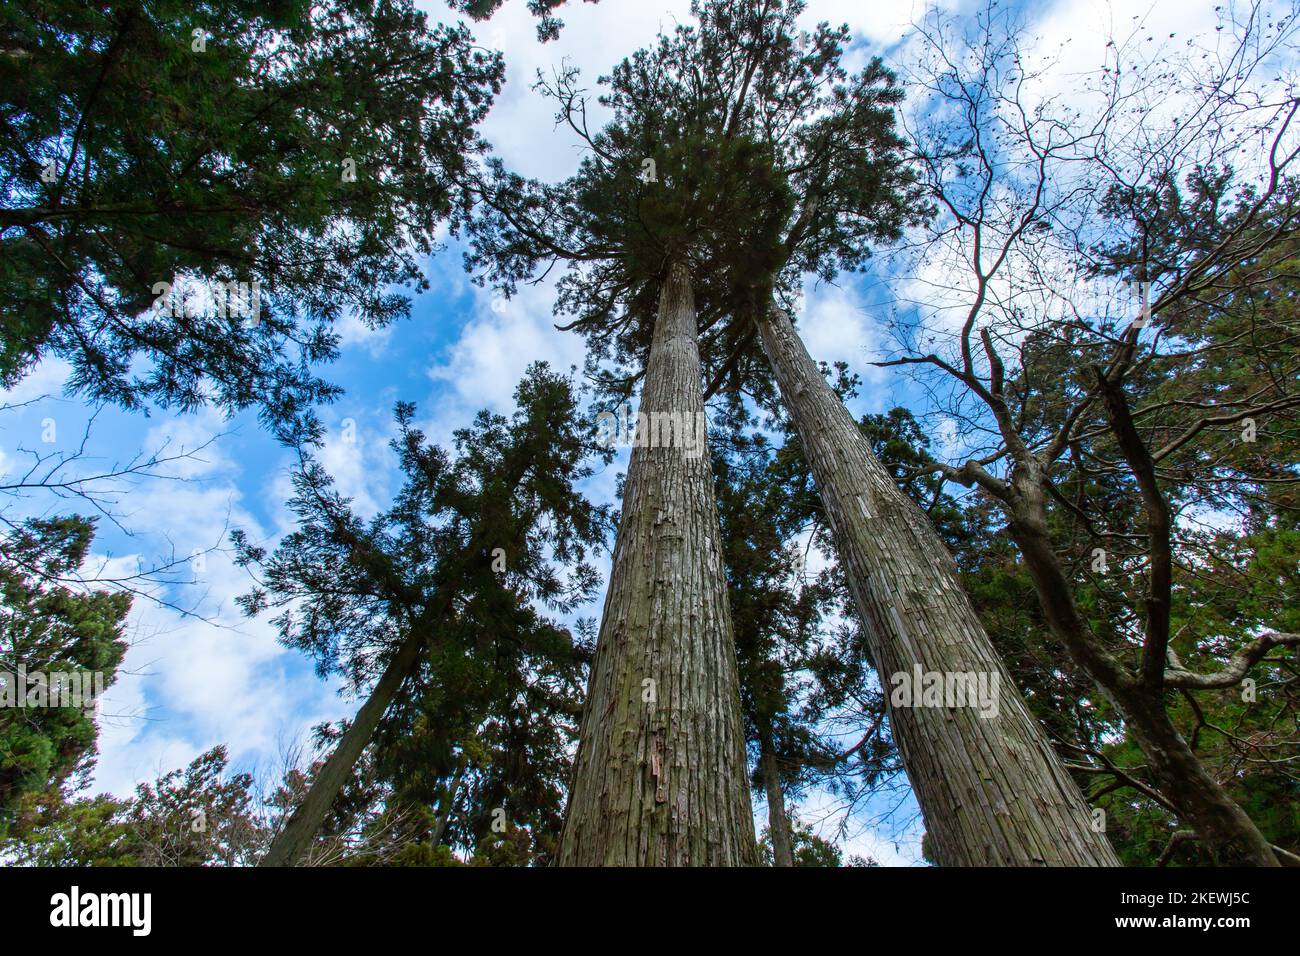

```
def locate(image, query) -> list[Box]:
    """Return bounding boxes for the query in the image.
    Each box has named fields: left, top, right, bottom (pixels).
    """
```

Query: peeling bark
left=557, top=262, right=758, bottom=866
left=756, top=304, right=1118, bottom=867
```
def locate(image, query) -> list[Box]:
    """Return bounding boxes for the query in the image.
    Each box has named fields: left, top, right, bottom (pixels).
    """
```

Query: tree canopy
left=1, top=0, right=502, bottom=423
left=462, top=0, right=923, bottom=402
left=235, top=362, right=613, bottom=865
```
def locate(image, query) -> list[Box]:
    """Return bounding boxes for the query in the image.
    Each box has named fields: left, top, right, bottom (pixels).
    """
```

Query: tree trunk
left=1124, top=695, right=1281, bottom=866
left=260, top=629, right=425, bottom=867
left=557, top=261, right=758, bottom=866
left=755, top=304, right=1118, bottom=866
left=1008, top=500, right=1282, bottom=866
left=758, top=719, right=794, bottom=867
left=430, top=752, right=468, bottom=850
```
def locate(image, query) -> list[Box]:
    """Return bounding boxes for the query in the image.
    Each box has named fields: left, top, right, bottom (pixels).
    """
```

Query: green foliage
left=758, top=817, right=876, bottom=867
left=463, top=0, right=923, bottom=402
left=713, top=380, right=937, bottom=843
left=447, top=0, right=595, bottom=43
left=713, top=414, right=828, bottom=737
left=235, top=363, right=613, bottom=864
left=885, top=172, right=1300, bottom=861
left=4, top=746, right=264, bottom=866
left=0, top=516, right=129, bottom=836
left=0, top=0, right=502, bottom=423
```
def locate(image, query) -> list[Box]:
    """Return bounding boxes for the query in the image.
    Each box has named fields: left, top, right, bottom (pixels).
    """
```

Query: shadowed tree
left=712, top=413, right=830, bottom=867
left=463, top=0, right=1115, bottom=865
left=235, top=363, right=611, bottom=865
left=711, top=395, right=898, bottom=867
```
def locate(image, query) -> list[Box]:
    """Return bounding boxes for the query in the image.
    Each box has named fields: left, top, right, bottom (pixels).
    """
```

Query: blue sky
left=0, top=0, right=1254, bottom=865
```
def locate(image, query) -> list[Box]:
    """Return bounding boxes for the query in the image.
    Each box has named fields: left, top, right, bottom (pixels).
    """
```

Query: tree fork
left=1008, top=509, right=1283, bottom=867
left=755, top=304, right=1118, bottom=866
left=557, top=261, right=757, bottom=866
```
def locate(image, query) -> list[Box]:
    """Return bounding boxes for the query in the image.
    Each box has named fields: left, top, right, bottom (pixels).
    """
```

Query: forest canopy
left=0, top=0, right=1296, bottom=876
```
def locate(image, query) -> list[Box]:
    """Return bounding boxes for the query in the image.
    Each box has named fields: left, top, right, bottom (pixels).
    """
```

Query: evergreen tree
left=0, top=516, right=130, bottom=837
left=711, top=393, right=898, bottom=866
left=463, top=0, right=1114, bottom=865
left=4, top=746, right=265, bottom=866
left=447, top=0, right=597, bottom=42
left=235, top=363, right=611, bottom=865
left=712, top=414, right=829, bottom=867
left=758, top=816, right=876, bottom=867
left=0, top=0, right=502, bottom=423
left=554, top=263, right=757, bottom=864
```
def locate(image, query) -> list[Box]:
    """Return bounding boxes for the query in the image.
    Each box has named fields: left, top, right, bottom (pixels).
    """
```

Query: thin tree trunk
left=259, top=465, right=532, bottom=866
left=755, top=304, right=1118, bottom=866
left=261, top=628, right=426, bottom=867
left=758, top=719, right=794, bottom=867
left=430, top=752, right=468, bottom=849
left=1009, top=503, right=1282, bottom=866
left=557, top=260, right=758, bottom=866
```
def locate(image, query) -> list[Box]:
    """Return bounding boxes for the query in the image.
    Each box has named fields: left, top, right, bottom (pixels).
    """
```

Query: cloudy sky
left=0, top=0, right=1275, bottom=866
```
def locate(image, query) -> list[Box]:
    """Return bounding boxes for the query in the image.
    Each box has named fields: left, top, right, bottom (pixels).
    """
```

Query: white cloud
left=426, top=0, right=695, bottom=182
left=88, top=436, right=349, bottom=799
left=140, top=407, right=232, bottom=482
left=313, top=412, right=396, bottom=521
left=426, top=270, right=588, bottom=446
left=801, top=0, right=939, bottom=51
left=334, top=312, right=395, bottom=359
left=0, top=357, right=73, bottom=407
left=795, top=279, right=891, bottom=413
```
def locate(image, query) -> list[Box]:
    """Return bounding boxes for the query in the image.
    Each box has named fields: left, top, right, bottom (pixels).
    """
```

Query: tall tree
left=0, top=0, right=502, bottom=423
left=235, top=363, right=610, bottom=865
left=711, top=398, right=868, bottom=867
left=556, top=262, right=757, bottom=865
left=464, top=0, right=1114, bottom=865
left=890, top=4, right=1300, bottom=864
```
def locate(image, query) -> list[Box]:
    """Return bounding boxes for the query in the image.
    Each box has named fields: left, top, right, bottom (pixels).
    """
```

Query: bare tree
left=888, top=0, right=1300, bottom=865
left=0, top=398, right=227, bottom=616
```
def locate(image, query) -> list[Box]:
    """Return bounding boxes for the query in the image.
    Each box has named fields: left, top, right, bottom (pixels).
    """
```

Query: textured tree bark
left=260, top=628, right=426, bottom=867
left=556, top=261, right=758, bottom=866
left=758, top=720, right=794, bottom=867
left=755, top=304, right=1118, bottom=866
left=1009, top=505, right=1282, bottom=867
